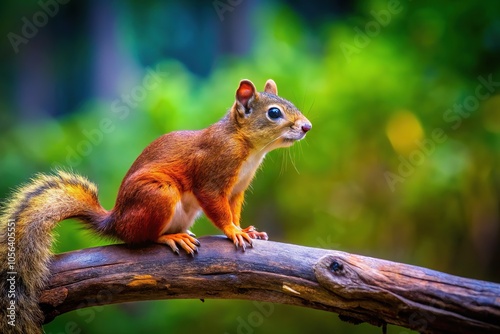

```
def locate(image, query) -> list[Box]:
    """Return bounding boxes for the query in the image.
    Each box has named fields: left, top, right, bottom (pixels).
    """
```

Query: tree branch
left=40, top=236, right=500, bottom=333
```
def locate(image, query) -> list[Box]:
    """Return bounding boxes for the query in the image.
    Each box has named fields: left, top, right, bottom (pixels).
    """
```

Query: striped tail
left=0, top=170, right=109, bottom=333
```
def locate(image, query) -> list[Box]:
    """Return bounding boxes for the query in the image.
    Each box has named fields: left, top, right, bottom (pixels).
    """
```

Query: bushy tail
left=0, top=171, right=109, bottom=333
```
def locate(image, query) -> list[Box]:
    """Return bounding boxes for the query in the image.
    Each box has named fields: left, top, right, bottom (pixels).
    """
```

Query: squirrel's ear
left=235, top=79, right=257, bottom=113
left=264, top=79, right=278, bottom=95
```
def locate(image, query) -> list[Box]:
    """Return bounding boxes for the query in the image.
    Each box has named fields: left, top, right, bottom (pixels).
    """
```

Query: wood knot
left=313, top=254, right=352, bottom=293
left=330, top=260, right=344, bottom=274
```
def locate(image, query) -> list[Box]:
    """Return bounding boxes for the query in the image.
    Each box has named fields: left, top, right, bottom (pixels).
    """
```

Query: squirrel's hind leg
left=156, top=233, right=200, bottom=256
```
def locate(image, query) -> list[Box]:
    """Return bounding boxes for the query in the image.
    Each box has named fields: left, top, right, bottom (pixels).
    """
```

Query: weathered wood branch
left=40, top=236, right=500, bottom=333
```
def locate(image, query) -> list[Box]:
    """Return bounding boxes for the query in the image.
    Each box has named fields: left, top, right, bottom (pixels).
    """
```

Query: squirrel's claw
left=242, top=226, right=268, bottom=240
left=226, top=225, right=268, bottom=251
left=157, top=233, right=200, bottom=256
left=233, top=233, right=252, bottom=251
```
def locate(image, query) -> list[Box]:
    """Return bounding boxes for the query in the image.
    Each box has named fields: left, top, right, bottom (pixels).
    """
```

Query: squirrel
left=0, top=78, right=311, bottom=333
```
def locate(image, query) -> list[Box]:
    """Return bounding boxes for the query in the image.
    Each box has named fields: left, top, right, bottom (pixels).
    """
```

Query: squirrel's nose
left=301, top=122, right=312, bottom=133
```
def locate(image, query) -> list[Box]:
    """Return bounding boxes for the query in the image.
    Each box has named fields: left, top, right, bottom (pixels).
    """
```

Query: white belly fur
left=161, top=152, right=266, bottom=235
left=161, top=192, right=201, bottom=234
left=232, top=151, right=266, bottom=195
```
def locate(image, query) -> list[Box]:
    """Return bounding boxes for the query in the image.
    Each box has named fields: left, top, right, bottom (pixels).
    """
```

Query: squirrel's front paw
left=224, top=225, right=268, bottom=251
left=242, top=225, right=269, bottom=241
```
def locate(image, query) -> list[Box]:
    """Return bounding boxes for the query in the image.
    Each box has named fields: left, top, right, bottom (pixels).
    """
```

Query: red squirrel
left=0, top=78, right=311, bottom=333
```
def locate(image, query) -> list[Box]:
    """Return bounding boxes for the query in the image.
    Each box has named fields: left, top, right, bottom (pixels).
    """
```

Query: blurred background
left=1, top=0, right=499, bottom=333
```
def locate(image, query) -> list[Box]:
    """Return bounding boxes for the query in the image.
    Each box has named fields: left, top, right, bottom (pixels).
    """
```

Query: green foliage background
left=1, top=0, right=499, bottom=333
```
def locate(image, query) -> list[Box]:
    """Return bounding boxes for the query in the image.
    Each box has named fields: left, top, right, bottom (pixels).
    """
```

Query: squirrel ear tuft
left=236, top=79, right=256, bottom=110
left=264, top=79, right=278, bottom=95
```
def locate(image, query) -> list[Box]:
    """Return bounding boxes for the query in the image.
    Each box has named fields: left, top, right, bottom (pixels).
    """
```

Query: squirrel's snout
left=301, top=123, right=312, bottom=133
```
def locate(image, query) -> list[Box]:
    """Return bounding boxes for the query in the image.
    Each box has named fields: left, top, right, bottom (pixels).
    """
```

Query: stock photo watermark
left=213, top=0, right=243, bottom=22
left=5, top=219, right=17, bottom=328
left=398, top=299, right=443, bottom=334
left=223, top=301, right=274, bottom=334
left=340, top=0, right=407, bottom=63
left=385, top=74, right=500, bottom=191
left=7, top=0, right=70, bottom=54
left=316, top=234, right=340, bottom=250
left=43, top=285, right=126, bottom=333
left=220, top=233, right=338, bottom=334
left=53, top=65, right=168, bottom=169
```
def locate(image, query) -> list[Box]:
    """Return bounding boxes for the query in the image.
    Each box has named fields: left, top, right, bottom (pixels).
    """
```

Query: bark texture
left=40, top=236, right=500, bottom=333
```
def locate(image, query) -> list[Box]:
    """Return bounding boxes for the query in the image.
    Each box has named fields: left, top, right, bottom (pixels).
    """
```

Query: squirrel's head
left=231, top=79, right=312, bottom=152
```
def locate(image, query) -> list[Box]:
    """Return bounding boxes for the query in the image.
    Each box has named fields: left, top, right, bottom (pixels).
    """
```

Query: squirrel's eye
left=267, top=107, right=282, bottom=120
